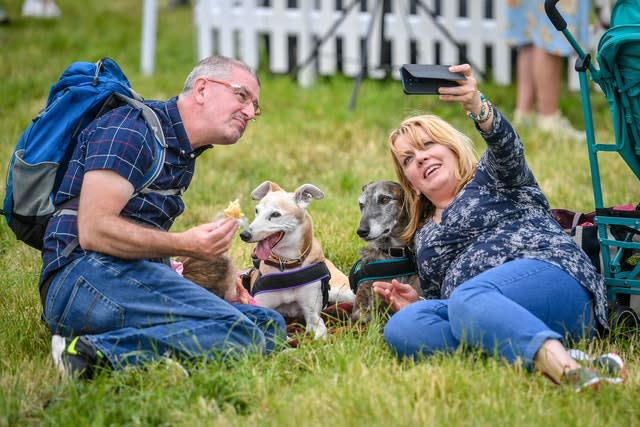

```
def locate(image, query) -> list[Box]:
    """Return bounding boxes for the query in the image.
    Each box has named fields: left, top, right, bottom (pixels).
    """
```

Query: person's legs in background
left=533, top=47, right=585, bottom=140
left=534, top=47, right=563, bottom=117
left=513, top=45, right=583, bottom=139
left=513, top=45, right=537, bottom=126
left=506, top=0, right=588, bottom=140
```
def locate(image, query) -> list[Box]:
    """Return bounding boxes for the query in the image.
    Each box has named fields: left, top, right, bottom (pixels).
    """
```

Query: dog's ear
left=250, top=181, right=271, bottom=200
left=294, top=184, right=324, bottom=208
left=362, top=181, right=374, bottom=191
left=389, top=181, right=404, bottom=199
left=250, top=181, right=282, bottom=200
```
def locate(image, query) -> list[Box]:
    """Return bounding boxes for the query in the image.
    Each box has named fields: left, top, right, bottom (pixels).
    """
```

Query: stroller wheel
left=609, top=302, right=640, bottom=339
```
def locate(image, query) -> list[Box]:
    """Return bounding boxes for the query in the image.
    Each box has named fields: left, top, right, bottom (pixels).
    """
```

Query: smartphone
left=400, top=64, right=465, bottom=95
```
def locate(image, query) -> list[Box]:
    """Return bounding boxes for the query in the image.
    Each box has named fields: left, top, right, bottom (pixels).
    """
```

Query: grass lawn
left=1, top=1, right=639, bottom=426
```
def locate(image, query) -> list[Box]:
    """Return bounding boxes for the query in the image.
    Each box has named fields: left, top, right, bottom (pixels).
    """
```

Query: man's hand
left=372, top=279, right=420, bottom=312
left=181, top=218, right=238, bottom=260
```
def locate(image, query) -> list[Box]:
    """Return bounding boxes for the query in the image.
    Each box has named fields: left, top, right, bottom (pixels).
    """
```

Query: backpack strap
left=114, top=93, right=177, bottom=196
left=58, top=98, right=183, bottom=257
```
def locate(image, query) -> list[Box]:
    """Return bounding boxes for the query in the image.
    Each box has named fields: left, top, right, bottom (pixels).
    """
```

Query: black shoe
left=51, top=335, right=108, bottom=379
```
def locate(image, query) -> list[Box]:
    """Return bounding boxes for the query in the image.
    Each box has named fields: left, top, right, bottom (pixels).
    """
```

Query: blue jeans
left=42, top=253, right=286, bottom=368
left=383, top=259, right=595, bottom=369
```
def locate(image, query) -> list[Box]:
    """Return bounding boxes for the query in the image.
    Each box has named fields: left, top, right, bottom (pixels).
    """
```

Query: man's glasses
left=205, top=78, right=262, bottom=116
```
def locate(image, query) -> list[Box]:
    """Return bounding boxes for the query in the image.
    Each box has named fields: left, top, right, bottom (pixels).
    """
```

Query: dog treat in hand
left=223, top=199, right=242, bottom=219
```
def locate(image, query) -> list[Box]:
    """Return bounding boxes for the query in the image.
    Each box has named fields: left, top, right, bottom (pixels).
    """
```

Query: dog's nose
left=356, top=227, right=369, bottom=239
left=239, top=230, right=252, bottom=242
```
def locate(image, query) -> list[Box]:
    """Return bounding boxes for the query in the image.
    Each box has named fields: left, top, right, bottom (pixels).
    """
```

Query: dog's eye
left=270, top=212, right=281, bottom=219
left=379, top=196, right=392, bottom=204
left=358, top=202, right=364, bottom=211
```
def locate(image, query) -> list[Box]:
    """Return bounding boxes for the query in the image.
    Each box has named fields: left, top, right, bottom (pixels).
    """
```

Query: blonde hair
left=388, top=115, right=478, bottom=242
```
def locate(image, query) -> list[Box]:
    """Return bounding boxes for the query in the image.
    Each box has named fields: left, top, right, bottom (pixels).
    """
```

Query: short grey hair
left=181, top=56, right=260, bottom=94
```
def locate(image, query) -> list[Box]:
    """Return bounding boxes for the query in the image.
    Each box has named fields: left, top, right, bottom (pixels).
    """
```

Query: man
left=42, top=56, right=286, bottom=378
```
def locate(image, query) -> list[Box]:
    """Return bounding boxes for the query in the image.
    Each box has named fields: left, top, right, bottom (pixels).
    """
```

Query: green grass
left=1, top=1, right=640, bottom=426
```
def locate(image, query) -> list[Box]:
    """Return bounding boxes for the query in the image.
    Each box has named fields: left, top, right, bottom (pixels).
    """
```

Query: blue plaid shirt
left=39, top=97, right=212, bottom=288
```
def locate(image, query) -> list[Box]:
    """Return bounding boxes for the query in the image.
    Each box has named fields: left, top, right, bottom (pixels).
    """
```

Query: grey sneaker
left=51, top=335, right=107, bottom=379
left=593, top=353, right=627, bottom=378
left=568, top=349, right=627, bottom=378
left=564, top=367, right=602, bottom=392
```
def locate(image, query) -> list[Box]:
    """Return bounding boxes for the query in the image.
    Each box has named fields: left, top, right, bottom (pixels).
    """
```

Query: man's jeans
left=43, top=253, right=286, bottom=368
left=383, top=259, right=595, bottom=369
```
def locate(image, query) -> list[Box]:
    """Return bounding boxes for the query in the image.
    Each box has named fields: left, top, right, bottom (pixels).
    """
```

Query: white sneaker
left=536, top=111, right=585, bottom=141
left=22, top=0, right=60, bottom=18
left=512, top=110, right=537, bottom=128
left=51, top=334, right=67, bottom=373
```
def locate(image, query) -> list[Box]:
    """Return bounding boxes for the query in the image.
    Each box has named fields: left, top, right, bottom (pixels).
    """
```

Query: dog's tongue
left=255, top=233, right=282, bottom=260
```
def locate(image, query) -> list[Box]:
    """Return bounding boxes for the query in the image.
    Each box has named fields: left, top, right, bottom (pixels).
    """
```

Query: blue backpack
left=1, top=57, right=167, bottom=250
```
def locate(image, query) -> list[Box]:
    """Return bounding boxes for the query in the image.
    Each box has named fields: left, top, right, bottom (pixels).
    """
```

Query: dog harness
left=247, top=262, right=332, bottom=308
left=348, top=247, right=418, bottom=293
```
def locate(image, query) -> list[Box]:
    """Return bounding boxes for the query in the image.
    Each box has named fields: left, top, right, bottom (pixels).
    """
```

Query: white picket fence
left=135, top=0, right=588, bottom=89
left=193, top=0, right=513, bottom=87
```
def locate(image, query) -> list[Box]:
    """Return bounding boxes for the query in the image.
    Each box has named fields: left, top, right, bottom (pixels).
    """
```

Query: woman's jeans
left=43, top=253, right=287, bottom=368
left=383, top=259, right=595, bottom=369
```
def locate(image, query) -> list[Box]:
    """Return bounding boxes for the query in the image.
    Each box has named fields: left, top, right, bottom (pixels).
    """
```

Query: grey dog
left=350, top=181, right=423, bottom=324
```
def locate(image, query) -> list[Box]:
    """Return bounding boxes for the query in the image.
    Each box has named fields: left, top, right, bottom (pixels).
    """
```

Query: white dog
left=239, top=181, right=354, bottom=339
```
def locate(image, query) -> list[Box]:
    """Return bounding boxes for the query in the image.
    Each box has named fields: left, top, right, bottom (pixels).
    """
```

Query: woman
left=373, top=64, right=621, bottom=391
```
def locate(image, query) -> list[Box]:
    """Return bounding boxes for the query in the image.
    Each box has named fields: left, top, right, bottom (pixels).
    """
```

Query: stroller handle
left=545, top=0, right=567, bottom=31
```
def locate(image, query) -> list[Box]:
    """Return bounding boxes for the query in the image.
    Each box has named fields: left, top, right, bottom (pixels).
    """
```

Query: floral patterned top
left=414, top=108, right=608, bottom=330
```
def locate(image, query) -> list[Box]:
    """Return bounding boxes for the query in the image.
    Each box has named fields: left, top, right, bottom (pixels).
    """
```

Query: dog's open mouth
left=255, top=231, right=285, bottom=260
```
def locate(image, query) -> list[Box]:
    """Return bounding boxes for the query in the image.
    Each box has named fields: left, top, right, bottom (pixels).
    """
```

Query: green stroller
left=546, top=0, right=640, bottom=330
